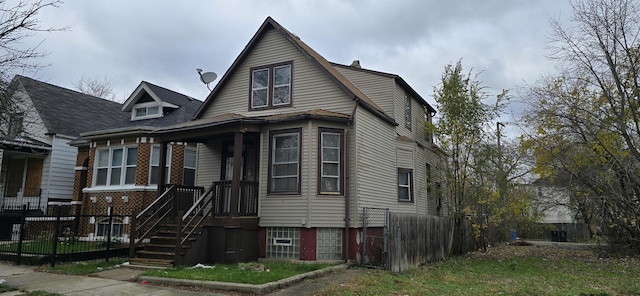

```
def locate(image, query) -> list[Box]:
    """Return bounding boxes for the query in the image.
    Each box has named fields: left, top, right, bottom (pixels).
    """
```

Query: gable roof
left=12, top=75, right=128, bottom=138
left=193, top=17, right=397, bottom=125
left=81, top=81, right=202, bottom=138
left=331, top=62, right=437, bottom=114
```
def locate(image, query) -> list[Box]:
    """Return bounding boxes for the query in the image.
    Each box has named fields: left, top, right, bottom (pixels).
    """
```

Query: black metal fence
left=0, top=204, right=132, bottom=267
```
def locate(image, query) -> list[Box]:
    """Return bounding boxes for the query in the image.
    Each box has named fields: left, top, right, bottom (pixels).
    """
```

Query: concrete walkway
left=0, top=262, right=365, bottom=295
left=0, top=263, right=227, bottom=296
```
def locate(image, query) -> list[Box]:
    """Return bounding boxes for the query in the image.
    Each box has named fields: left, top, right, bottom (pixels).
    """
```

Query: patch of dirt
left=465, top=241, right=638, bottom=264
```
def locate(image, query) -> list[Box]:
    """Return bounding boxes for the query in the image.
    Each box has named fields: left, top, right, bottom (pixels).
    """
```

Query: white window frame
left=319, top=129, right=342, bottom=195
left=250, top=62, right=292, bottom=110
left=95, top=217, right=124, bottom=238
left=251, top=68, right=269, bottom=109
left=398, top=168, right=413, bottom=202
left=272, top=64, right=291, bottom=106
left=93, top=146, right=137, bottom=187
left=182, top=147, right=197, bottom=186
left=269, top=129, right=300, bottom=194
left=149, top=145, right=172, bottom=185
left=132, top=101, right=162, bottom=120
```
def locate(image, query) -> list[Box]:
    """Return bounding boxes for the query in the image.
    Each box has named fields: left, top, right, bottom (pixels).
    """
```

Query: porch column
left=230, top=132, right=243, bottom=216
left=158, top=141, right=168, bottom=197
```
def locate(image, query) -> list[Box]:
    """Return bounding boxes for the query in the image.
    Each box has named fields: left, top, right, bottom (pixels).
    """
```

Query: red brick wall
left=300, top=228, right=317, bottom=260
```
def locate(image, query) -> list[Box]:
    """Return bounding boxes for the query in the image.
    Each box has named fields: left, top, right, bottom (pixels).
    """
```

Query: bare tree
left=524, top=0, right=640, bottom=254
left=0, top=0, right=66, bottom=82
left=0, top=0, right=65, bottom=139
left=73, top=74, right=116, bottom=101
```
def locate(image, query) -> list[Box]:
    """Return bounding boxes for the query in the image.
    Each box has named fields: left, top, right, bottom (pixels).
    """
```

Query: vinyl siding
left=195, top=142, right=220, bottom=187
left=42, top=135, right=78, bottom=200
left=352, top=107, right=397, bottom=226
left=259, top=122, right=310, bottom=227
left=201, top=28, right=355, bottom=119
left=334, top=66, right=395, bottom=115
left=394, top=83, right=431, bottom=147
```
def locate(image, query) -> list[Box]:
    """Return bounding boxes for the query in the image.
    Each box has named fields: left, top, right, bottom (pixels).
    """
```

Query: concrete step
left=128, top=257, right=173, bottom=268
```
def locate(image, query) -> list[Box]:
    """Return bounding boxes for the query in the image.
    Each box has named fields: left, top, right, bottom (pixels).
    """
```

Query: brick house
left=71, top=81, right=201, bottom=240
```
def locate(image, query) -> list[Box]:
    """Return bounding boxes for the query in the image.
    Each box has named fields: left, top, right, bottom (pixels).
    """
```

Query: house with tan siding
left=130, top=17, right=445, bottom=266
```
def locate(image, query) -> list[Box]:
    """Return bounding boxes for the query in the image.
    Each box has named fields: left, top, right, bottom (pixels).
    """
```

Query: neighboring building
left=71, top=81, right=202, bottom=240
left=532, top=178, right=575, bottom=224
left=0, top=75, right=127, bottom=239
left=133, top=17, right=444, bottom=265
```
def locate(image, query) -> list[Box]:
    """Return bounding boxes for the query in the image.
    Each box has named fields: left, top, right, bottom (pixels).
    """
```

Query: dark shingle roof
left=14, top=75, right=128, bottom=138
left=102, top=81, right=202, bottom=130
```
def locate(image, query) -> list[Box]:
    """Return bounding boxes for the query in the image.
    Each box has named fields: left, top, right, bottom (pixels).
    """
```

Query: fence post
left=129, top=210, right=137, bottom=258
left=396, top=224, right=402, bottom=273
left=106, top=206, right=113, bottom=262
left=16, top=204, right=27, bottom=265
left=383, top=208, right=389, bottom=269
left=51, top=206, right=62, bottom=268
left=361, top=207, right=367, bottom=266
left=175, top=210, right=183, bottom=266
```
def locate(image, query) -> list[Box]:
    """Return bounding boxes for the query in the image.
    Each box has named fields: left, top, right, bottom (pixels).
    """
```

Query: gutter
left=344, top=102, right=358, bottom=260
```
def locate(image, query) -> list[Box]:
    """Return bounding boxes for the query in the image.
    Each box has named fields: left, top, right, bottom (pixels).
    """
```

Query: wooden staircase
left=129, top=184, right=214, bottom=268
left=129, top=222, right=199, bottom=267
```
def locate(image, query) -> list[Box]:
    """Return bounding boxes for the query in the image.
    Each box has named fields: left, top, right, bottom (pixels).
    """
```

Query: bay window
left=269, top=128, right=300, bottom=194
left=318, top=128, right=343, bottom=195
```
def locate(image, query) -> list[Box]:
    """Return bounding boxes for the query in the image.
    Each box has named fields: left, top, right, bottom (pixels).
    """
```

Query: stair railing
left=129, top=184, right=177, bottom=258
left=176, top=182, right=216, bottom=250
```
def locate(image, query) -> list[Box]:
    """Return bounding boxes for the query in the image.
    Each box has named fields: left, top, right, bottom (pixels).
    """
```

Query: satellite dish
left=196, top=68, right=217, bottom=91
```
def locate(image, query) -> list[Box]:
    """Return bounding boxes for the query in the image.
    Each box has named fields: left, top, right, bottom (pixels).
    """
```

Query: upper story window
left=404, top=94, right=412, bottom=130
left=398, top=168, right=413, bottom=202
left=250, top=62, right=292, bottom=110
left=149, top=145, right=171, bottom=185
left=94, top=146, right=137, bottom=186
left=132, top=102, right=162, bottom=120
left=318, top=128, right=344, bottom=195
left=183, top=148, right=197, bottom=186
left=7, top=112, right=24, bottom=138
left=424, top=111, right=432, bottom=142
left=268, top=128, right=300, bottom=194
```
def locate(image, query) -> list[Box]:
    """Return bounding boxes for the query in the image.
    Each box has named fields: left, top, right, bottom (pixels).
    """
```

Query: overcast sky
left=20, top=0, right=572, bottom=128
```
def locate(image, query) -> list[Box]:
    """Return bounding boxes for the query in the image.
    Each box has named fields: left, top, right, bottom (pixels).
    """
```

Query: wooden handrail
left=130, top=185, right=177, bottom=254
left=178, top=182, right=216, bottom=246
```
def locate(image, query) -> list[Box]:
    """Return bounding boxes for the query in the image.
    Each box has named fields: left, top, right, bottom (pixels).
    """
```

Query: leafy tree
left=431, top=60, right=534, bottom=254
left=524, top=0, right=640, bottom=254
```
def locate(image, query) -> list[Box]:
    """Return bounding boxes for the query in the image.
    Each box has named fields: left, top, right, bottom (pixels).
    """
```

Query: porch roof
left=152, top=109, right=351, bottom=142
left=0, top=137, right=51, bottom=154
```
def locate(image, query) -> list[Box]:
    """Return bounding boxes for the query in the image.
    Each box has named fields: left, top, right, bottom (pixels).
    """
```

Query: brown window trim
left=397, top=168, right=414, bottom=202
left=267, top=128, right=302, bottom=195
left=248, top=61, right=294, bottom=111
left=317, top=127, right=345, bottom=196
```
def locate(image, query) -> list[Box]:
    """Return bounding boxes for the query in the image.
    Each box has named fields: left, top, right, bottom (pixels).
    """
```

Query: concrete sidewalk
left=0, top=263, right=227, bottom=296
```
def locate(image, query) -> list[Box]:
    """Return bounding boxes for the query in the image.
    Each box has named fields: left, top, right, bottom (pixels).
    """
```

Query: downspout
left=306, top=120, right=312, bottom=229
left=345, top=101, right=359, bottom=261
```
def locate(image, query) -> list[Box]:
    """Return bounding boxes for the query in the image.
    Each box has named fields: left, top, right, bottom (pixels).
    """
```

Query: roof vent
left=350, top=60, right=361, bottom=68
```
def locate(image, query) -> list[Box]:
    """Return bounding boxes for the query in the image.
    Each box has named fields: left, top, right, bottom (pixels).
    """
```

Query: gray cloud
left=20, top=0, right=571, bottom=116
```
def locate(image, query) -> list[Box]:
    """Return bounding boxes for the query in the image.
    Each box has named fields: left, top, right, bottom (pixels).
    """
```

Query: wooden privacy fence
left=388, top=213, right=452, bottom=273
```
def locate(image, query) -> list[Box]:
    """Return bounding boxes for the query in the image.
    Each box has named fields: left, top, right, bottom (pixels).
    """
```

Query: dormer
left=122, top=82, right=180, bottom=121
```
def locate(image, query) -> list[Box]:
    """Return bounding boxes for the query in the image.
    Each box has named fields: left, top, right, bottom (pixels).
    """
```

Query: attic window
left=132, top=102, right=161, bottom=120
left=250, top=62, right=292, bottom=110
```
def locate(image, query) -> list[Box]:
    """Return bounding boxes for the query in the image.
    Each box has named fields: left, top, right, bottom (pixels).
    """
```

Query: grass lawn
left=0, top=284, right=61, bottom=296
left=38, top=258, right=128, bottom=275
left=0, top=240, right=120, bottom=254
left=316, top=245, right=640, bottom=296
left=141, top=261, right=335, bottom=285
